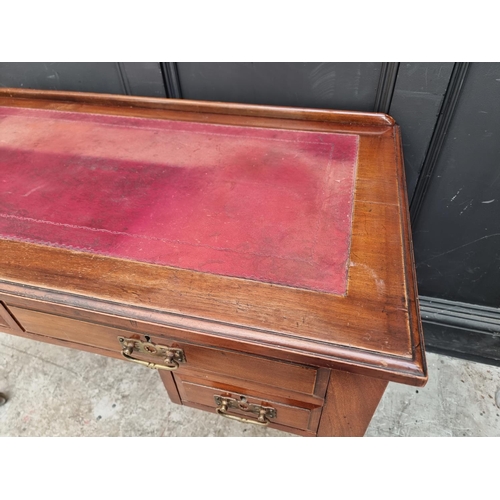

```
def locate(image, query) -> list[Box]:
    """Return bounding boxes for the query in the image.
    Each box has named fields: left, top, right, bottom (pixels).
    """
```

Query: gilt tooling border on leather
left=0, top=106, right=359, bottom=294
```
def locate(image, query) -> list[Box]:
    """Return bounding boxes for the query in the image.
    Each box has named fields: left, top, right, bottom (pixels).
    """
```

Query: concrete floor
left=0, top=331, right=499, bottom=437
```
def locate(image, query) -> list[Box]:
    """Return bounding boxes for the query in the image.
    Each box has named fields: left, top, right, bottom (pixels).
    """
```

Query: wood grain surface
left=317, top=369, right=388, bottom=437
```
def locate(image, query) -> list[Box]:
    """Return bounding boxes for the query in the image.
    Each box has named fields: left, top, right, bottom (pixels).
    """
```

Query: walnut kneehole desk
left=0, top=89, right=427, bottom=436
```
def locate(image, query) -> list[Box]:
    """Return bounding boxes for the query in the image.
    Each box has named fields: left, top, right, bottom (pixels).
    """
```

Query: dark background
left=1, top=62, right=498, bottom=365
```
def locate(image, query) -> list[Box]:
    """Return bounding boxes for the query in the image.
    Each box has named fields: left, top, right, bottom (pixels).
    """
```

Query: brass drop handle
left=118, top=337, right=186, bottom=371
left=214, top=396, right=276, bottom=426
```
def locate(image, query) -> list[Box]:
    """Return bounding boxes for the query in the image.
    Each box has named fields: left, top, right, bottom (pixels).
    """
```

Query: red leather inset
left=0, top=106, right=358, bottom=294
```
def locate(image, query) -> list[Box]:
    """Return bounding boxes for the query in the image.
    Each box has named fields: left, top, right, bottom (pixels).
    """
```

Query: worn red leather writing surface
left=0, top=106, right=358, bottom=294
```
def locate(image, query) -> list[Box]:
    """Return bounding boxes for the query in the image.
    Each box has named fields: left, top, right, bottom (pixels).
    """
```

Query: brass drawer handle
left=214, top=395, right=276, bottom=426
left=118, top=337, right=185, bottom=371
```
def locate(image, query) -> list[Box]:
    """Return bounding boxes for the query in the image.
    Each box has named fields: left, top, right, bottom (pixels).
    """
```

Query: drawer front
left=6, top=304, right=319, bottom=396
left=174, top=372, right=323, bottom=433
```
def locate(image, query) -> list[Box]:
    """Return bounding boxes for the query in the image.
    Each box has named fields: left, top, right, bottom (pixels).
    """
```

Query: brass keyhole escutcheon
left=144, top=344, right=156, bottom=354
left=238, top=396, right=249, bottom=411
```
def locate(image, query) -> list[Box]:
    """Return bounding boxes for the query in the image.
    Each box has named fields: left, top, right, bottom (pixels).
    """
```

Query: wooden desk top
left=0, top=89, right=427, bottom=386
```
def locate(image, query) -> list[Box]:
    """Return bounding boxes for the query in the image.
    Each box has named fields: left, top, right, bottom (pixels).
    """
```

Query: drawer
left=5, top=303, right=321, bottom=396
left=173, top=371, right=323, bottom=434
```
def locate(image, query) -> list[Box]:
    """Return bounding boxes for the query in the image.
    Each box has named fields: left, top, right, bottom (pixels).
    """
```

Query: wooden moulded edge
left=392, top=125, right=428, bottom=385
left=0, top=280, right=427, bottom=387
left=0, top=88, right=395, bottom=127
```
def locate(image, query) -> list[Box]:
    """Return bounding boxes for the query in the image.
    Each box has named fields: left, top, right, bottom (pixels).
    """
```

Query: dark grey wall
left=413, top=62, right=500, bottom=308
left=0, top=62, right=166, bottom=97
left=388, top=62, right=454, bottom=198
left=176, top=62, right=382, bottom=111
